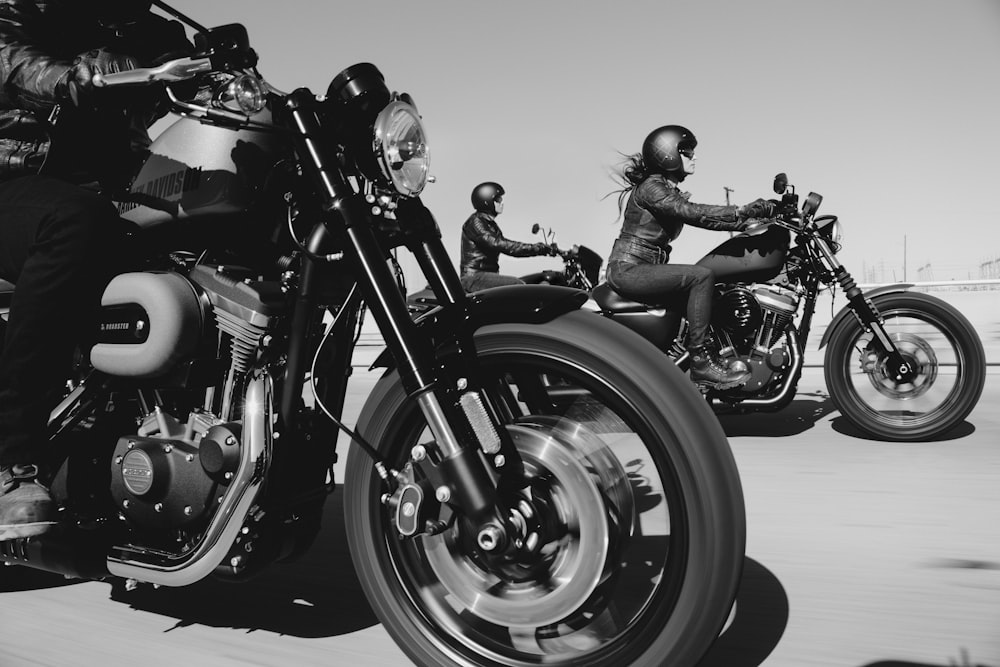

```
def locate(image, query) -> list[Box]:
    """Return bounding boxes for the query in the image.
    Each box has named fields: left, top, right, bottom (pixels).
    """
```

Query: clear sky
left=159, top=0, right=1000, bottom=285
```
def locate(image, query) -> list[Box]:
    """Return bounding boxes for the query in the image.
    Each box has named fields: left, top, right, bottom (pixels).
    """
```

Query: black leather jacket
left=609, top=174, right=746, bottom=265
left=0, top=0, right=189, bottom=184
left=460, top=211, right=545, bottom=275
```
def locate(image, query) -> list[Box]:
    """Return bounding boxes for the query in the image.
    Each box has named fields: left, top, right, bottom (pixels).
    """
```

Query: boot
left=0, top=464, right=56, bottom=540
left=688, top=346, right=750, bottom=390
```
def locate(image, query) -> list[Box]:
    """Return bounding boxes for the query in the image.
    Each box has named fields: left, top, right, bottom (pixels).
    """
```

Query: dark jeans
left=606, top=259, right=715, bottom=350
left=460, top=270, right=525, bottom=292
left=0, top=175, right=125, bottom=467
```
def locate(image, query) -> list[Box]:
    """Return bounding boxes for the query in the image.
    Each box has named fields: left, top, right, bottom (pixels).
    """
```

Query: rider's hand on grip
left=67, top=49, right=141, bottom=109
left=738, top=198, right=777, bottom=221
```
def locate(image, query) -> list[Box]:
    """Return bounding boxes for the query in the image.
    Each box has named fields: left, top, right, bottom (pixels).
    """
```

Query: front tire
left=345, top=311, right=745, bottom=666
left=824, top=291, right=986, bottom=441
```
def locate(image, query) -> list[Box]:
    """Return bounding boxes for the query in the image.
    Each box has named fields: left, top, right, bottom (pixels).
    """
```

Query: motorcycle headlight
left=373, top=101, right=430, bottom=197
left=216, top=73, right=267, bottom=114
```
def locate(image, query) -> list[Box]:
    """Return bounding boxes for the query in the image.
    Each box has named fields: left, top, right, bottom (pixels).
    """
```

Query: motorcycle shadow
left=829, top=415, right=976, bottom=442
left=714, top=392, right=836, bottom=438
left=107, top=489, right=379, bottom=638
left=698, top=557, right=790, bottom=667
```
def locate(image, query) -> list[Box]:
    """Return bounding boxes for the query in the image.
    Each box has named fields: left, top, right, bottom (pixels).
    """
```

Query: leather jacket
left=460, top=211, right=545, bottom=275
left=609, top=174, right=746, bottom=265
left=0, top=0, right=190, bottom=184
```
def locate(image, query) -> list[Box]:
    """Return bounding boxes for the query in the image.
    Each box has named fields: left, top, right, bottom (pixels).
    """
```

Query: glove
left=66, top=49, right=142, bottom=109
left=738, top=198, right=777, bottom=221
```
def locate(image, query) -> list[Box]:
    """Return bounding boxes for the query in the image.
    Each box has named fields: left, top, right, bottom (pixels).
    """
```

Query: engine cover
left=90, top=272, right=207, bottom=378
left=110, top=430, right=237, bottom=532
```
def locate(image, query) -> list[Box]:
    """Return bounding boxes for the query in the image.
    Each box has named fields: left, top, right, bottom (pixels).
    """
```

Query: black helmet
left=471, top=181, right=504, bottom=214
left=641, top=125, right=697, bottom=176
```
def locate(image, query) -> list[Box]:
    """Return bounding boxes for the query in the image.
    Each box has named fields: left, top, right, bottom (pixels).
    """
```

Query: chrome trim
left=107, top=371, right=272, bottom=586
left=735, top=329, right=804, bottom=408
left=416, top=391, right=463, bottom=458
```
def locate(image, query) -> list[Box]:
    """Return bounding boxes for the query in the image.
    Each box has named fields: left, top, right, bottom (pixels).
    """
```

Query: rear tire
left=345, top=311, right=745, bottom=666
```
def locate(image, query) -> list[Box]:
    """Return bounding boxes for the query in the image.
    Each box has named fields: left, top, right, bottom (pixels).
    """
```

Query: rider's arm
left=0, top=1, right=77, bottom=110
left=467, top=215, right=546, bottom=257
left=637, top=178, right=746, bottom=232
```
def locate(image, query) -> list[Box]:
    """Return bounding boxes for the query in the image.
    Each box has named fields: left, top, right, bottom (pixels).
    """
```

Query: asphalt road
left=2, top=365, right=998, bottom=667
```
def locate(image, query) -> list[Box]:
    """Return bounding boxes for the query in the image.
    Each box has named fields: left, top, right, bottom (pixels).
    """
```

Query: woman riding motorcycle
left=606, top=124, right=776, bottom=389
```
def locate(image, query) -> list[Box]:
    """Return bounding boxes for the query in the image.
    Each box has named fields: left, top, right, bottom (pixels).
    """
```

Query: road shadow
left=860, top=649, right=997, bottom=667
left=697, top=557, right=789, bottom=667
left=715, top=392, right=836, bottom=438
left=830, top=415, right=977, bottom=442
left=107, top=488, right=379, bottom=638
left=0, top=565, right=80, bottom=592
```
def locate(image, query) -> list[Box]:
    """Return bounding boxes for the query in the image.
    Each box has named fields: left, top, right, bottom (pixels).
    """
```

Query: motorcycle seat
left=592, top=282, right=681, bottom=313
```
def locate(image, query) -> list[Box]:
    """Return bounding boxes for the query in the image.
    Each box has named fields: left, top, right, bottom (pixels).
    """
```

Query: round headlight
left=373, top=101, right=430, bottom=196
left=218, top=74, right=267, bottom=114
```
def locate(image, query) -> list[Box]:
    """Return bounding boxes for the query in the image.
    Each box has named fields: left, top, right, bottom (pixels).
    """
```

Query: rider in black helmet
left=459, top=181, right=555, bottom=292
left=606, top=125, right=777, bottom=389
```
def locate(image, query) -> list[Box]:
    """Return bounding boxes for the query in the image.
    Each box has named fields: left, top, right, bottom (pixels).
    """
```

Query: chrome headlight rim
left=373, top=100, right=430, bottom=197
left=215, top=73, right=268, bottom=114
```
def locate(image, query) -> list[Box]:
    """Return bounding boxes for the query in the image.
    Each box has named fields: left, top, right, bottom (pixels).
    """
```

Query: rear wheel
left=824, top=291, right=986, bottom=441
left=345, top=311, right=745, bottom=666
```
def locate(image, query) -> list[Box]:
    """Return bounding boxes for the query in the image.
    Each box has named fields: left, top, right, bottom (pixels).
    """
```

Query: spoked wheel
left=824, top=291, right=986, bottom=441
left=345, top=311, right=745, bottom=667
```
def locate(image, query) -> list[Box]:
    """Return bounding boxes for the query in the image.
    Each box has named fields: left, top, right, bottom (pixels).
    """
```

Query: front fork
left=284, top=92, right=510, bottom=541
left=815, top=239, right=915, bottom=382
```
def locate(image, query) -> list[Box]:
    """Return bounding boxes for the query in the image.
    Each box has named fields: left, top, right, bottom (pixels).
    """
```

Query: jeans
left=606, top=259, right=715, bottom=350
left=0, top=176, right=126, bottom=466
left=460, top=271, right=525, bottom=292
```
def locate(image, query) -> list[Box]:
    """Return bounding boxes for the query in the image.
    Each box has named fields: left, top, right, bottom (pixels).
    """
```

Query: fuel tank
left=697, top=225, right=790, bottom=283
left=114, top=110, right=283, bottom=229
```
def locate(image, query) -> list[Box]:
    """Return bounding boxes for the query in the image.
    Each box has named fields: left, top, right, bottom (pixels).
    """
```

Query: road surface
left=2, top=366, right=998, bottom=667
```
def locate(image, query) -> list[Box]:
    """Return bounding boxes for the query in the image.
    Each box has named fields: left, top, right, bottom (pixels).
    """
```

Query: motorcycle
left=0, top=6, right=746, bottom=666
left=520, top=224, right=604, bottom=291
left=591, top=173, right=986, bottom=441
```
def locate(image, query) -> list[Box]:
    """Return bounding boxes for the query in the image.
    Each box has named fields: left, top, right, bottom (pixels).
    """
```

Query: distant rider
left=606, top=125, right=776, bottom=389
left=459, top=181, right=556, bottom=291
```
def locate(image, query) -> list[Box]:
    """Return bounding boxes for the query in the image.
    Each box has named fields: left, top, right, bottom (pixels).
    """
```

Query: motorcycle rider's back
left=0, top=0, right=190, bottom=540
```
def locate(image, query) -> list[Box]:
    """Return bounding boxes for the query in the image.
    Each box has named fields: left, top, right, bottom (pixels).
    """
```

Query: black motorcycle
left=591, top=173, right=986, bottom=441
left=0, top=7, right=746, bottom=666
left=520, top=224, right=604, bottom=291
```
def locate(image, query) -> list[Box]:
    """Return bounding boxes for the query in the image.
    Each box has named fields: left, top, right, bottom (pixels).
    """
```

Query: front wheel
left=345, top=311, right=745, bottom=667
left=824, top=291, right=986, bottom=441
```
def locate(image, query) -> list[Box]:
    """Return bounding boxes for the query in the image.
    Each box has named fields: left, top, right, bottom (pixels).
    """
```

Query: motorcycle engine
left=99, top=264, right=286, bottom=542
left=714, top=284, right=800, bottom=392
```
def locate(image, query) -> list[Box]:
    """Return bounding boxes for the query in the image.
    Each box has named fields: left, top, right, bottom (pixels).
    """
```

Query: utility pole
left=723, top=186, right=734, bottom=206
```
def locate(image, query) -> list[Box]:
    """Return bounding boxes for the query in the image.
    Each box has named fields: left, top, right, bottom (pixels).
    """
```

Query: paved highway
left=2, top=365, right=998, bottom=667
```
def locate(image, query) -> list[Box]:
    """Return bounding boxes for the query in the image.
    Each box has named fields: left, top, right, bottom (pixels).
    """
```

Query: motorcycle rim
left=825, top=293, right=986, bottom=441
left=346, top=312, right=745, bottom=666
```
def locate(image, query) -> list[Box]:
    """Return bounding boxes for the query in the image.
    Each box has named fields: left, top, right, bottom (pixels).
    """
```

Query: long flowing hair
left=605, top=151, right=650, bottom=220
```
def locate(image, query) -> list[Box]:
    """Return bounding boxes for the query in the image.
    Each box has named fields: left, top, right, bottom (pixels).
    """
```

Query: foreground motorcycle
left=592, top=173, right=986, bottom=442
left=0, top=7, right=746, bottom=666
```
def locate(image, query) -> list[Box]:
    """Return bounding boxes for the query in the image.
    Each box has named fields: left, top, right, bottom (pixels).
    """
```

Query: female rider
left=607, top=125, right=775, bottom=389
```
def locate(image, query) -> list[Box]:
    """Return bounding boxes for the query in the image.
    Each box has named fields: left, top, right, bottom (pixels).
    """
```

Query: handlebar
left=91, top=56, right=214, bottom=88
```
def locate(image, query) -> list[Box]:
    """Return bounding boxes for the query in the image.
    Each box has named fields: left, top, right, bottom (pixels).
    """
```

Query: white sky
left=160, top=0, right=1000, bottom=285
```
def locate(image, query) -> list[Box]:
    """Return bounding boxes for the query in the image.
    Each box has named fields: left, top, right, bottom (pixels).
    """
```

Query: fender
left=372, top=284, right=588, bottom=369
left=818, top=283, right=914, bottom=349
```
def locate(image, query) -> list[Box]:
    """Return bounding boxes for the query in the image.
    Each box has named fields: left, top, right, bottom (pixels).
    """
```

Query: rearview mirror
left=772, top=173, right=788, bottom=195
left=531, top=223, right=540, bottom=234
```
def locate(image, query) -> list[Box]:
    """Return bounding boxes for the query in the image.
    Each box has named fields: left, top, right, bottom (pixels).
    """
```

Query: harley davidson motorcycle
left=0, top=6, right=746, bottom=666
left=591, top=173, right=986, bottom=442
left=519, top=224, right=604, bottom=291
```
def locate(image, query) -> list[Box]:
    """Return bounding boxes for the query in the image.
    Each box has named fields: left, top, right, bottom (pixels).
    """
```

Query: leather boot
left=0, top=464, right=56, bottom=540
left=689, top=346, right=750, bottom=390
